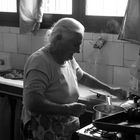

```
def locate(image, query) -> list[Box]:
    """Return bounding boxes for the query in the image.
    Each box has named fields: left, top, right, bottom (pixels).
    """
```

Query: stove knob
left=116, top=132, right=122, bottom=139
left=137, top=99, right=140, bottom=107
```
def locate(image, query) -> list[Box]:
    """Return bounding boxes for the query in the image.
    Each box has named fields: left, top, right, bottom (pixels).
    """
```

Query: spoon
left=106, top=95, right=112, bottom=105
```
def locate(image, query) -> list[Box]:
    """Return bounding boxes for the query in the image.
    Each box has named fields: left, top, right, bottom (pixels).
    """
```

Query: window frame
left=0, top=0, right=124, bottom=33
left=77, top=0, right=124, bottom=33
left=0, top=0, right=19, bottom=27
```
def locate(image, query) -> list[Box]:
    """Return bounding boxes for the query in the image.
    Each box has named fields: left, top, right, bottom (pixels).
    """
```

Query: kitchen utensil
left=106, top=95, right=112, bottom=105
left=93, top=103, right=125, bottom=119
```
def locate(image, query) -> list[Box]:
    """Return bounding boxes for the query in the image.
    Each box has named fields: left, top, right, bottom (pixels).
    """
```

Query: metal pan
left=93, top=103, right=125, bottom=119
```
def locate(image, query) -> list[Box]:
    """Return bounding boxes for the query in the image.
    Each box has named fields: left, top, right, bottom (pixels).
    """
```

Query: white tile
left=83, top=40, right=97, bottom=63
left=112, top=34, right=122, bottom=42
left=78, top=61, right=113, bottom=85
left=101, top=42, right=123, bottom=66
left=101, top=33, right=113, bottom=41
left=77, top=61, right=87, bottom=72
left=124, top=59, right=135, bottom=68
left=10, top=53, right=26, bottom=69
left=113, top=67, right=130, bottom=88
left=0, top=26, right=9, bottom=33
left=3, top=33, right=17, bottom=52
left=78, top=61, right=96, bottom=76
left=18, top=34, right=32, bottom=54
left=92, top=33, right=101, bottom=40
left=0, top=53, right=11, bottom=70
left=10, top=27, right=19, bottom=34
left=84, top=32, right=93, bottom=40
left=31, top=35, right=46, bottom=53
left=93, top=64, right=113, bottom=85
left=0, top=33, right=4, bottom=51
left=124, top=42, right=140, bottom=61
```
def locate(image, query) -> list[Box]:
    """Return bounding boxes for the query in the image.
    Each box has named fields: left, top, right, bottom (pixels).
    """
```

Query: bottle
left=129, top=49, right=140, bottom=97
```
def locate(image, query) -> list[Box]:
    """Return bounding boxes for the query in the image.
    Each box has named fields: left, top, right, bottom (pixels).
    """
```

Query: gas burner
left=84, top=125, right=117, bottom=139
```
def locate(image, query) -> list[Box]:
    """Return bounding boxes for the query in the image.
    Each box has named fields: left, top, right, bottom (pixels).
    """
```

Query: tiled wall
left=0, top=26, right=140, bottom=89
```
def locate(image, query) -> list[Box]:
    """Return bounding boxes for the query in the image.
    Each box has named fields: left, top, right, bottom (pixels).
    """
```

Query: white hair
left=49, top=18, right=85, bottom=43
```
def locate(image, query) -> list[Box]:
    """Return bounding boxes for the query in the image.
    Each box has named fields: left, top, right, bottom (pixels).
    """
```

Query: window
left=43, top=0, right=72, bottom=14
left=83, top=0, right=128, bottom=32
left=86, top=0, right=128, bottom=17
left=0, top=0, right=18, bottom=26
left=0, top=0, right=17, bottom=12
left=0, top=0, right=128, bottom=33
left=41, top=0, right=74, bottom=29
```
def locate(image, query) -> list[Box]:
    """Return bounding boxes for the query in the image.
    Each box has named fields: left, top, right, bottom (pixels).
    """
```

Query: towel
left=19, top=0, right=44, bottom=34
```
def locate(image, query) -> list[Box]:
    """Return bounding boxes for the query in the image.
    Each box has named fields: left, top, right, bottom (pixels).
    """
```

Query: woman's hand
left=67, top=102, right=87, bottom=117
left=110, top=87, right=128, bottom=100
left=120, top=100, right=136, bottom=110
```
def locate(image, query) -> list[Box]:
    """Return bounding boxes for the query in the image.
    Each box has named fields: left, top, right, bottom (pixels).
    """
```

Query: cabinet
left=0, top=82, right=23, bottom=140
left=0, top=96, right=11, bottom=140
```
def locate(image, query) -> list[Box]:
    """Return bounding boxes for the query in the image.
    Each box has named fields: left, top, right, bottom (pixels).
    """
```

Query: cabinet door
left=0, top=96, right=11, bottom=140
left=14, top=98, right=23, bottom=140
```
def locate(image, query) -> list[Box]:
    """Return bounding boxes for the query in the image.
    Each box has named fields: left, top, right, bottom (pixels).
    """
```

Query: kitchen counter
left=0, top=77, right=125, bottom=107
left=0, top=77, right=23, bottom=97
left=0, top=77, right=23, bottom=88
left=0, top=77, right=23, bottom=140
left=0, top=77, right=103, bottom=102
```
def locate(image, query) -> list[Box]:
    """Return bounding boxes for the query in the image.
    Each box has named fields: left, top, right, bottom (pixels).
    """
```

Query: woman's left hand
left=110, top=87, right=128, bottom=100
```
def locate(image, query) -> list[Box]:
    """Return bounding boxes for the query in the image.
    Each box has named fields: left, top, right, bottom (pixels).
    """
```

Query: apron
left=24, top=114, right=80, bottom=140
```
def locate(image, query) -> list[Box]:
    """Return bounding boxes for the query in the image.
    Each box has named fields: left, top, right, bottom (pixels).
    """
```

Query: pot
left=93, top=103, right=125, bottom=119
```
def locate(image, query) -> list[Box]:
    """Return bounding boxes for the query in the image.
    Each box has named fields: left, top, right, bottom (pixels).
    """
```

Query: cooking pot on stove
left=93, top=103, right=125, bottom=119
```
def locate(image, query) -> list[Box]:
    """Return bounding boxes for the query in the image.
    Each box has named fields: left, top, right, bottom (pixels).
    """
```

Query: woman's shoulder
left=25, top=47, right=53, bottom=73
left=29, top=47, right=52, bottom=64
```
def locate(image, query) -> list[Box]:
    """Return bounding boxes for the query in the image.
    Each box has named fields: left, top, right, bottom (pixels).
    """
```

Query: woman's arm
left=23, top=70, right=86, bottom=117
left=78, top=72, right=111, bottom=91
left=24, top=91, right=86, bottom=117
left=78, top=71, right=128, bottom=100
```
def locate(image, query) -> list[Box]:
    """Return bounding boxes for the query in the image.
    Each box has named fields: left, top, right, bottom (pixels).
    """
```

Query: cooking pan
left=93, top=103, right=125, bottom=119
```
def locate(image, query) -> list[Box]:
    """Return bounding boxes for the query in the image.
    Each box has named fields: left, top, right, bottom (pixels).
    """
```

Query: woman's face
left=57, top=31, right=83, bottom=62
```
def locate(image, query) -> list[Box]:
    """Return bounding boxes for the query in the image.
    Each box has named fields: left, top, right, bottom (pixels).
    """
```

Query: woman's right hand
left=67, top=102, right=87, bottom=117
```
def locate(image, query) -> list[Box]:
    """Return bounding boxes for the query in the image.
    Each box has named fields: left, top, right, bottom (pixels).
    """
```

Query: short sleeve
left=23, top=70, right=49, bottom=96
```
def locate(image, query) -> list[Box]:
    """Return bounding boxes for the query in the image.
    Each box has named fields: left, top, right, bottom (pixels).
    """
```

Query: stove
left=77, top=124, right=118, bottom=140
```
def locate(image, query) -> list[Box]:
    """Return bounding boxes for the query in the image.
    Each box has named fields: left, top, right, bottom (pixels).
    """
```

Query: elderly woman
left=22, top=18, right=127, bottom=140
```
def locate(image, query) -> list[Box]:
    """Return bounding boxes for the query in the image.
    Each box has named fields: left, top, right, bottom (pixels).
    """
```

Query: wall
left=0, top=26, right=140, bottom=89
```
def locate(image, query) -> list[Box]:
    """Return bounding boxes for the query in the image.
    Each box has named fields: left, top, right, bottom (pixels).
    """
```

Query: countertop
left=0, top=77, right=125, bottom=110
left=0, top=77, right=23, bottom=88
left=0, top=76, right=23, bottom=97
